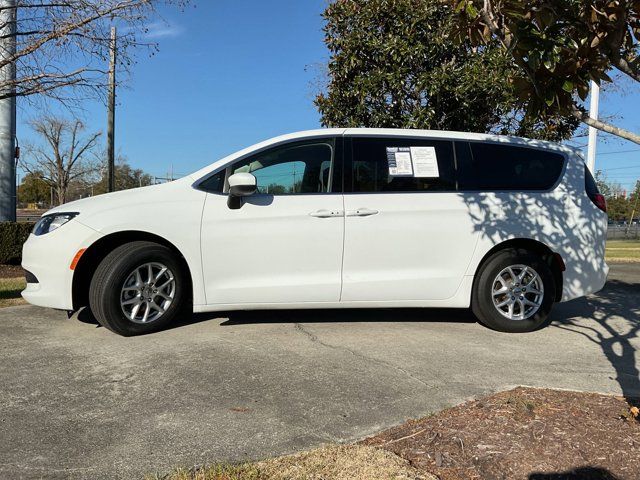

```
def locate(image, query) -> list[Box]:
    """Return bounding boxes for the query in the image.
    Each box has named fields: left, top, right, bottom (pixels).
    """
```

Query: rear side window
left=456, top=142, right=565, bottom=191
left=349, top=137, right=456, bottom=192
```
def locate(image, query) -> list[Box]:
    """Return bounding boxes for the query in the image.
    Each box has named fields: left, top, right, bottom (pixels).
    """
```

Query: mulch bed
left=0, top=264, right=24, bottom=278
left=363, top=387, right=639, bottom=480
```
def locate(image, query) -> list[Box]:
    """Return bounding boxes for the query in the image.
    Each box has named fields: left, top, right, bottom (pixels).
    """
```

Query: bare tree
left=0, top=0, right=188, bottom=104
left=23, top=115, right=101, bottom=205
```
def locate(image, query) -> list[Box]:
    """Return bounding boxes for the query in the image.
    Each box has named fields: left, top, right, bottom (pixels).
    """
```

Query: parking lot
left=1, top=264, right=638, bottom=479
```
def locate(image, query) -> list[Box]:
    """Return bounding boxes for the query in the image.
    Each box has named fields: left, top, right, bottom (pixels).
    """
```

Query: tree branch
left=571, top=104, right=640, bottom=145
left=612, top=56, right=640, bottom=83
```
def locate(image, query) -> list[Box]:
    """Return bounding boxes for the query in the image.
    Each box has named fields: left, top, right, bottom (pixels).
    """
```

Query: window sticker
left=386, top=146, right=440, bottom=178
left=410, top=146, right=440, bottom=178
left=386, top=147, right=413, bottom=176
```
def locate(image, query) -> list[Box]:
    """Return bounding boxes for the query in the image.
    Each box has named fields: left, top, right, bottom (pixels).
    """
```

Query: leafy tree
left=595, top=171, right=640, bottom=221
left=92, top=158, right=153, bottom=195
left=17, top=171, right=50, bottom=206
left=595, top=170, right=612, bottom=198
left=448, top=0, right=640, bottom=144
left=263, top=183, right=287, bottom=194
left=595, top=169, right=625, bottom=198
left=315, top=0, right=578, bottom=141
left=629, top=181, right=640, bottom=223
left=22, top=116, right=101, bottom=205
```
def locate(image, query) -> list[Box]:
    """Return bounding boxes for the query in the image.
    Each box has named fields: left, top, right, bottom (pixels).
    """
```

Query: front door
left=200, top=138, right=345, bottom=306
left=341, top=136, right=478, bottom=302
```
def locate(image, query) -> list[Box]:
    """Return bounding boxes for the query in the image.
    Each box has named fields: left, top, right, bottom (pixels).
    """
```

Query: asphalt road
left=1, top=264, right=638, bottom=479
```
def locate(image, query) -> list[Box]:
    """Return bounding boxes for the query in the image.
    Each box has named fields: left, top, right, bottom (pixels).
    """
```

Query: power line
left=601, top=165, right=640, bottom=171
left=598, top=149, right=640, bottom=156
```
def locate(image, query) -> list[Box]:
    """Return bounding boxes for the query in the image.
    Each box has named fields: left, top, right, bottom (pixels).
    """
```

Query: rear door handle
left=309, top=209, right=343, bottom=218
left=346, top=208, right=379, bottom=217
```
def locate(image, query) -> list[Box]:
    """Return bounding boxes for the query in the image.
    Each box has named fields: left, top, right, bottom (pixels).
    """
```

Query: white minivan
left=21, top=129, right=609, bottom=336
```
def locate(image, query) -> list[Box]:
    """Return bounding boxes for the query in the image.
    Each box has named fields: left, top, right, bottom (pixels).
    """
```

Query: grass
left=606, top=239, right=640, bottom=262
left=146, top=445, right=428, bottom=480
left=145, top=464, right=262, bottom=480
left=0, top=277, right=26, bottom=308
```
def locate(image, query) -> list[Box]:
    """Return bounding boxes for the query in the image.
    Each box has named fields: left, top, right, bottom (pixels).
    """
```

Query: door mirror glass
left=228, top=172, right=257, bottom=197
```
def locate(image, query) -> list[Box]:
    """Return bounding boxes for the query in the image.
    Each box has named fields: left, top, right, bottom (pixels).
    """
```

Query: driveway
left=1, top=264, right=638, bottom=479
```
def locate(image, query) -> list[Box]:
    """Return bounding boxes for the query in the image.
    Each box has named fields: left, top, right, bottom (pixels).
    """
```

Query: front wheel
left=472, top=249, right=556, bottom=333
left=89, top=241, right=187, bottom=336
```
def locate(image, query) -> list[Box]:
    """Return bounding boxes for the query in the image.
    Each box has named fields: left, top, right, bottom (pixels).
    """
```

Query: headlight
left=32, top=212, right=79, bottom=236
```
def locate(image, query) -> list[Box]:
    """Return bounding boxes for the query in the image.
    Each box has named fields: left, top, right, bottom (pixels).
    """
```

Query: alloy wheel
left=491, top=264, right=544, bottom=321
left=120, top=262, right=176, bottom=324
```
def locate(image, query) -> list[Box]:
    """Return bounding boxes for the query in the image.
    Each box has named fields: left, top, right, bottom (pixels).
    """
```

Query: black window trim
left=193, top=133, right=569, bottom=196
left=343, top=134, right=569, bottom=195
left=193, top=136, right=344, bottom=196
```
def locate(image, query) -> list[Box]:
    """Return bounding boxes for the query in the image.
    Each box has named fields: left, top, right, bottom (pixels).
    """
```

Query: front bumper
left=21, top=220, right=102, bottom=310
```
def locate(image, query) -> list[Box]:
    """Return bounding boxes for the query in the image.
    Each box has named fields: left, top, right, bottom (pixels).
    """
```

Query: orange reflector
left=69, top=248, right=86, bottom=270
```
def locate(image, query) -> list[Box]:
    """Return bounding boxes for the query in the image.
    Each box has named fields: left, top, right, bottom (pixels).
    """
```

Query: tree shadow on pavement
left=552, top=278, right=640, bottom=408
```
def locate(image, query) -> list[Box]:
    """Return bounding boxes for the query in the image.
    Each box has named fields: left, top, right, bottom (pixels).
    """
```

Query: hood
left=45, top=177, right=194, bottom=218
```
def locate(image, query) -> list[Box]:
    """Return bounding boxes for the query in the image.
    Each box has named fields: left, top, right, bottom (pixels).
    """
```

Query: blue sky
left=17, top=0, right=640, bottom=192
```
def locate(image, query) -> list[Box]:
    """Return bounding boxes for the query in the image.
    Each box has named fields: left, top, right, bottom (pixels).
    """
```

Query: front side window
left=231, top=141, right=334, bottom=195
left=456, top=141, right=565, bottom=191
left=349, top=137, right=456, bottom=193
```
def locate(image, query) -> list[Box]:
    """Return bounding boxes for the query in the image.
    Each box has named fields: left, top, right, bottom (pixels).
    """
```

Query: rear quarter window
left=584, top=164, right=599, bottom=197
left=456, top=142, right=565, bottom=191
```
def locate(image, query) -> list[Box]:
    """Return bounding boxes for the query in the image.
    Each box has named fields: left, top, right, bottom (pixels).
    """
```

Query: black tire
left=471, top=248, right=556, bottom=333
left=89, top=241, right=187, bottom=336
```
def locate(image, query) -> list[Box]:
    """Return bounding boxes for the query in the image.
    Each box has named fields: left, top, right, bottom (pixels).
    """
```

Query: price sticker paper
left=386, top=147, right=414, bottom=176
left=410, top=146, right=440, bottom=178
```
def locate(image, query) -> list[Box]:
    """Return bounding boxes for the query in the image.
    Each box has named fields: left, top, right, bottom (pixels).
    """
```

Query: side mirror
left=227, top=172, right=257, bottom=209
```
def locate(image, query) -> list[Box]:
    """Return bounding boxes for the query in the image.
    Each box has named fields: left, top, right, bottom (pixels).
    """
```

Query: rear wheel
left=472, top=249, right=555, bottom=333
left=89, top=241, right=187, bottom=336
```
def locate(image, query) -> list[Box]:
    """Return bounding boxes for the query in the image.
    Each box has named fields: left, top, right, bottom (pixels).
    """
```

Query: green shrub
left=0, top=222, right=34, bottom=265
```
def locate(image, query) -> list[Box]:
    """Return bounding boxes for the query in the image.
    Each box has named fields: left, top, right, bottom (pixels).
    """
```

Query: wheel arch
left=72, top=230, right=193, bottom=310
left=472, top=238, right=564, bottom=302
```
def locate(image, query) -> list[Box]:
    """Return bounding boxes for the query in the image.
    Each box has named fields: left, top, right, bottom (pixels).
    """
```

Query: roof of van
left=346, top=128, right=576, bottom=153
left=248, top=128, right=577, bottom=153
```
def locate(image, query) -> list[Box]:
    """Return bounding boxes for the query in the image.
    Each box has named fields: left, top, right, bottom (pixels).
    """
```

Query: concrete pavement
left=0, top=264, right=638, bottom=479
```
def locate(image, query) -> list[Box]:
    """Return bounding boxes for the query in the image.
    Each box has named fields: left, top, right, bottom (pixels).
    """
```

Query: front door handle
left=346, top=208, right=379, bottom=217
left=309, top=209, right=343, bottom=218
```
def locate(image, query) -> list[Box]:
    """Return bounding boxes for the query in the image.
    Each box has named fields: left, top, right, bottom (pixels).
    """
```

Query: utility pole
left=586, top=80, right=600, bottom=174
left=107, top=26, right=116, bottom=193
left=0, top=0, right=17, bottom=222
